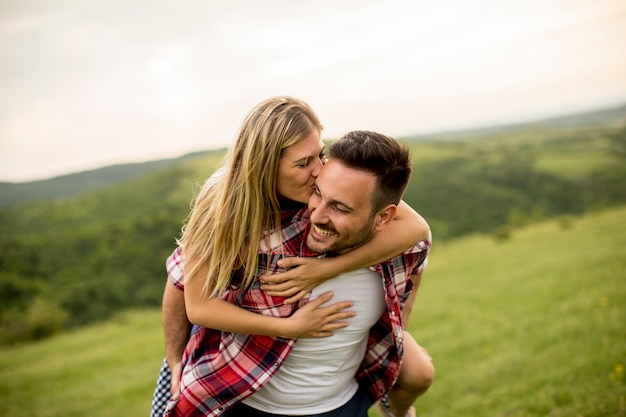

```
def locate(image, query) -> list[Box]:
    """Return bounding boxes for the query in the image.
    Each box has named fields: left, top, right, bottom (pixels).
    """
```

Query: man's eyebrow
left=315, top=183, right=354, bottom=212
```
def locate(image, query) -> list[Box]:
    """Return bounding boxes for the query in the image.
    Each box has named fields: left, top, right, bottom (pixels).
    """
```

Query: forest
left=0, top=107, right=625, bottom=345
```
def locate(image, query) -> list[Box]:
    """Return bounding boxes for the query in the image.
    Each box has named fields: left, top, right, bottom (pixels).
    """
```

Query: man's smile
left=311, top=224, right=336, bottom=238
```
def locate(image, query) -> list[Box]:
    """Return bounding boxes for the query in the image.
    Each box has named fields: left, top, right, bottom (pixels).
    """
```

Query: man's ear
left=374, top=204, right=397, bottom=232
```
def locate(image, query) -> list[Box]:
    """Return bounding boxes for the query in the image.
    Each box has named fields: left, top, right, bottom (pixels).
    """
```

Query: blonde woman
left=152, top=97, right=429, bottom=417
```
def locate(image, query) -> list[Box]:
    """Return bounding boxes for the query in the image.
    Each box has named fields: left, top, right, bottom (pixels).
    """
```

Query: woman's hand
left=282, top=291, right=355, bottom=338
left=260, top=257, right=339, bottom=304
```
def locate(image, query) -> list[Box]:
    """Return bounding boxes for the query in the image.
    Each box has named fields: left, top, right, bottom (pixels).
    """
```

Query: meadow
left=2, top=112, right=625, bottom=345
left=395, top=206, right=626, bottom=417
left=1, top=206, right=624, bottom=417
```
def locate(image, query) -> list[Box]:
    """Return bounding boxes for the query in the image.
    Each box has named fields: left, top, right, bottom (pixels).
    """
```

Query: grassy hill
left=1, top=206, right=624, bottom=417
left=406, top=102, right=626, bottom=141
left=405, top=207, right=626, bottom=417
left=403, top=122, right=626, bottom=239
left=1, top=102, right=625, bottom=210
left=0, top=104, right=625, bottom=345
left=0, top=150, right=222, bottom=208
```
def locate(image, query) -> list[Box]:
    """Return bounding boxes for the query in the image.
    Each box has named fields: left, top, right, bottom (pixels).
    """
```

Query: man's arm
left=162, top=279, right=192, bottom=400
left=401, top=271, right=423, bottom=327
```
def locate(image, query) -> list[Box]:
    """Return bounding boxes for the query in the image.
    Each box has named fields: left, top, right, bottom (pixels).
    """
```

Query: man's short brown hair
left=329, top=130, right=412, bottom=213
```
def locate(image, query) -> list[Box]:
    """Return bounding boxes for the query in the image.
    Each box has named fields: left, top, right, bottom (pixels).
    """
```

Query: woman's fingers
left=283, top=290, right=309, bottom=304
left=276, top=256, right=307, bottom=269
left=289, top=292, right=355, bottom=338
left=305, top=291, right=334, bottom=308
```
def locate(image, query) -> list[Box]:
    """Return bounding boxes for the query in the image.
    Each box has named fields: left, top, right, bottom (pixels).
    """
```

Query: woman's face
left=276, top=130, right=326, bottom=204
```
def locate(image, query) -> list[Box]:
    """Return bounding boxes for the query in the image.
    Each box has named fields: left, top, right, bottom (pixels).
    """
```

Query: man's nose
left=309, top=201, right=328, bottom=224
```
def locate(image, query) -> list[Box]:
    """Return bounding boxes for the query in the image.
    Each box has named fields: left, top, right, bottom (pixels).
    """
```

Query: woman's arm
left=261, top=200, right=430, bottom=302
left=184, top=261, right=355, bottom=338
left=328, top=200, right=430, bottom=267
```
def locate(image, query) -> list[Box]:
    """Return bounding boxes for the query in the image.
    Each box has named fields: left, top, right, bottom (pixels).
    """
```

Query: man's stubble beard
left=306, top=216, right=377, bottom=255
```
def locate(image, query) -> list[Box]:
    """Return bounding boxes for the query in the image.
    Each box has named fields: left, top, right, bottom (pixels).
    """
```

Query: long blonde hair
left=180, top=96, right=323, bottom=299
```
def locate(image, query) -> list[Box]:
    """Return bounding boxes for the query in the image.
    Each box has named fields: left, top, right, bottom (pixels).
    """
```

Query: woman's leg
left=150, top=357, right=172, bottom=417
left=387, top=331, right=434, bottom=417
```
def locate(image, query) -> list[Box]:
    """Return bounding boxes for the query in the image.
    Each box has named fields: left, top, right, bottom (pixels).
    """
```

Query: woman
left=155, top=96, right=429, bottom=416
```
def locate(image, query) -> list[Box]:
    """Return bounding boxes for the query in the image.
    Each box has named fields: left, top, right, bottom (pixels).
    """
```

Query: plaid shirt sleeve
left=166, top=207, right=433, bottom=414
left=165, top=207, right=311, bottom=417
left=166, top=246, right=185, bottom=291
left=165, top=207, right=306, bottom=292
left=357, top=235, right=432, bottom=403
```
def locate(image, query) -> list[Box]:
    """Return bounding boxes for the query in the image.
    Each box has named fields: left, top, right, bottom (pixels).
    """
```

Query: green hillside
left=404, top=206, right=626, bottom=417
left=0, top=151, right=222, bottom=208
left=1, top=207, right=624, bottom=417
left=0, top=151, right=225, bottom=342
left=2, top=102, right=624, bottom=210
left=404, top=123, right=626, bottom=239
left=0, top=107, right=625, bottom=345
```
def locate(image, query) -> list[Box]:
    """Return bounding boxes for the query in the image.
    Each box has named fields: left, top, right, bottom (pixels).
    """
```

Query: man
left=156, top=131, right=433, bottom=417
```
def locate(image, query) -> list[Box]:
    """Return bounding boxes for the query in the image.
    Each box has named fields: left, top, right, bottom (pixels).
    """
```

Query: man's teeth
left=314, top=225, right=335, bottom=236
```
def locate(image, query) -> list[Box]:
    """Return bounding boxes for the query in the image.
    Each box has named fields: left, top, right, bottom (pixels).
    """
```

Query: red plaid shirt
left=164, top=208, right=430, bottom=417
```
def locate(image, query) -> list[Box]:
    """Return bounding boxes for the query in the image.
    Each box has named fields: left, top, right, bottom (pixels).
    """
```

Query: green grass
left=0, top=310, right=164, bottom=417
left=1, top=207, right=625, bottom=417
left=396, top=206, right=626, bottom=417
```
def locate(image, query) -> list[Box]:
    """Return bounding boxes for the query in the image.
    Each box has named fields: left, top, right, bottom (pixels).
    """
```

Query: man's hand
left=162, top=278, right=191, bottom=401
left=169, top=359, right=183, bottom=400
left=260, top=257, right=337, bottom=304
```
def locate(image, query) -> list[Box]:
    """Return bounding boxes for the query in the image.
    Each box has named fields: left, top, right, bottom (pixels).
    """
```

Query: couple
left=151, top=97, right=434, bottom=417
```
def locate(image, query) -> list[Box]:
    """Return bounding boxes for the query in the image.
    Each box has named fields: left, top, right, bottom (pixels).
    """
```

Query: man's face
left=306, top=159, right=378, bottom=254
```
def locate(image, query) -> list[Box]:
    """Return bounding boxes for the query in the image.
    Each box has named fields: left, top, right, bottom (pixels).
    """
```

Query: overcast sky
left=1, top=0, right=626, bottom=182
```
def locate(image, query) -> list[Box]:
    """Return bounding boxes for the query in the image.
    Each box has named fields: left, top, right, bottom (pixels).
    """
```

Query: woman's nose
left=311, top=157, right=324, bottom=177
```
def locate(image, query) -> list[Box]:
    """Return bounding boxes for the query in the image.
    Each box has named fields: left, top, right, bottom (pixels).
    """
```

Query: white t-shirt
left=242, top=267, right=386, bottom=415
